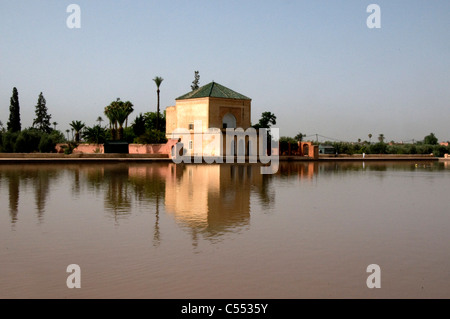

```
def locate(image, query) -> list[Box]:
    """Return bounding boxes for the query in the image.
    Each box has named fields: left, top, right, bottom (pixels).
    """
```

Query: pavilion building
left=165, top=82, right=255, bottom=157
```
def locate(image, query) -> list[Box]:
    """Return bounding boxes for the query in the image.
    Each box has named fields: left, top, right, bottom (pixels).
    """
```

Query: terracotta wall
left=55, top=143, right=104, bottom=154
left=128, top=139, right=178, bottom=155
left=74, top=144, right=104, bottom=154
left=55, top=139, right=179, bottom=155
left=298, top=142, right=318, bottom=159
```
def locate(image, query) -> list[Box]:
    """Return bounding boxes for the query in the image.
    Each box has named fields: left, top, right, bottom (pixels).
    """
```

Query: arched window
left=222, top=113, right=236, bottom=129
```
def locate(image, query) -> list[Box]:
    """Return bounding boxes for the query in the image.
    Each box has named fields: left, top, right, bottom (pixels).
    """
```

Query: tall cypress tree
left=33, top=92, right=52, bottom=133
left=7, top=87, right=21, bottom=132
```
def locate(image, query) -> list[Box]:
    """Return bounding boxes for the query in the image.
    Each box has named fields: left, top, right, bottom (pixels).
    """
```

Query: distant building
left=319, top=144, right=336, bottom=155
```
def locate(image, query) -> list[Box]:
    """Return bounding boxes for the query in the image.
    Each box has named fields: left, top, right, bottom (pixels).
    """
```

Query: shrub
left=123, top=127, right=136, bottom=143
left=0, top=129, right=66, bottom=153
left=36, top=130, right=65, bottom=153
left=1, top=132, right=19, bottom=152
left=134, top=129, right=167, bottom=144
left=44, top=130, right=65, bottom=153
left=38, top=134, right=53, bottom=153
left=369, top=142, right=387, bottom=154
left=432, top=145, right=449, bottom=157
left=14, top=129, right=41, bottom=153
left=416, top=144, right=433, bottom=155
left=83, top=125, right=107, bottom=144
left=60, top=142, right=78, bottom=154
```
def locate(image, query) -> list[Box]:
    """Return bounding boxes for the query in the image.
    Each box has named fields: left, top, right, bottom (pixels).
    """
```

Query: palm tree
left=115, top=107, right=129, bottom=141
left=368, top=133, right=372, bottom=144
left=378, top=134, right=385, bottom=143
left=104, top=98, right=134, bottom=140
left=65, top=129, right=70, bottom=141
left=253, top=112, right=277, bottom=156
left=295, top=132, right=304, bottom=142
left=70, top=120, right=85, bottom=142
left=97, top=116, right=103, bottom=126
left=153, top=76, right=164, bottom=131
left=83, top=125, right=107, bottom=144
left=104, top=105, right=118, bottom=140
left=53, top=121, right=58, bottom=130
left=123, top=101, right=134, bottom=129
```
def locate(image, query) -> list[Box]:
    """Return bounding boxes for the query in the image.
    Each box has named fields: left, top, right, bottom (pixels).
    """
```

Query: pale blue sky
left=1, top=0, right=449, bottom=142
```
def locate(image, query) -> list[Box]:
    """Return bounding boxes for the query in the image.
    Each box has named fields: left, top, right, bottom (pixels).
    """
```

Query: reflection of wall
left=277, top=162, right=317, bottom=179
left=165, top=165, right=219, bottom=228
left=128, top=163, right=171, bottom=181
left=443, top=160, right=449, bottom=169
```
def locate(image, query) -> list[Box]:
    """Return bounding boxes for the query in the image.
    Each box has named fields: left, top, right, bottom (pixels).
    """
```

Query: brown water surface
left=0, top=161, right=449, bottom=298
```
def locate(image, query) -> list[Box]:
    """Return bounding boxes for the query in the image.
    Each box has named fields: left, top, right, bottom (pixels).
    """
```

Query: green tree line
left=279, top=133, right=449, bottom=157
left=1, top=89, right=65, bottom=153
left=1, top=82, right=168, bottom=153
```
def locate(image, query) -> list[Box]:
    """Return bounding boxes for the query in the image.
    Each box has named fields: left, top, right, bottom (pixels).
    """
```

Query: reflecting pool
left=0, top=161, right=449, bottom=298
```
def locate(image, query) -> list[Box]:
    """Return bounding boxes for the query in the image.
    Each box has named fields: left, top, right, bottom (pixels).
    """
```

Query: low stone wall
left=55, top=143, right=104, bottom=154
left=75, top=144, right=104, bottom=154
left=55, top=139, right=179, bottom=155
left=128, top=139, right=178, bottom=155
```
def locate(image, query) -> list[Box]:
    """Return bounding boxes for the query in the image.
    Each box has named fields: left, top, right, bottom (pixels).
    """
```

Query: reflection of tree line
left=317, top=161, right=441, bottom=176
left=103, top=166, right=133, bottom=219
left=1, top=162, right=324, bottom=241
left=126, top=164, right=168, bottom=246
left=0, top=165, right=60, bottom=224
left=3, top=161, right=446, bottom=234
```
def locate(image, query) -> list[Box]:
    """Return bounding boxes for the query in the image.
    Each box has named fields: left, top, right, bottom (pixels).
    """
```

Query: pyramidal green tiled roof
left=176, top=82, right=251, bottom=100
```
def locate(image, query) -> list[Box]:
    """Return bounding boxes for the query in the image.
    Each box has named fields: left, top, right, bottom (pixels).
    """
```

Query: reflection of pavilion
left=164, top=164, right=263, bottom=241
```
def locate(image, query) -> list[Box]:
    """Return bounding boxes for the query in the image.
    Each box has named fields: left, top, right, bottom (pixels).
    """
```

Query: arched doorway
left=303, top=144, right=309, bottom=156
left=222, top=113, right=236, bottom=129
